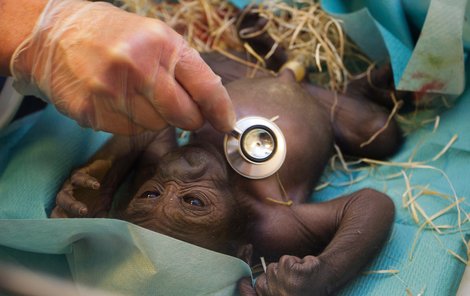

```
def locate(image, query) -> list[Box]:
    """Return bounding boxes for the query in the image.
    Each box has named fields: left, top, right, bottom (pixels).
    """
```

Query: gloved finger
left=89, top=109, right=146, bottom=136
left=71, top=171, right=101, bottom=190
left=57, top=95, right=146, bottom=135
left=238, top=277, right=258, bottom=296
left=110, top=33, right=204, bottom=131
left=92, top=113, right=146, bottom=135
left=151, top=66, right=204, bottom=130
left=56, top=184, right=88, bottom=217
left=174, top=45, right=235, bottom=133
left=96, top=53, right=170, bottom=132
left=118, top=92, right=168, bottom=131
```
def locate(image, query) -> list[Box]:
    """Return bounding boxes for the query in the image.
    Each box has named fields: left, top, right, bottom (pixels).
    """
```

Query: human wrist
left=0, top=0, right=49, bottom=76
left=9, top=0, right=97, bottom=99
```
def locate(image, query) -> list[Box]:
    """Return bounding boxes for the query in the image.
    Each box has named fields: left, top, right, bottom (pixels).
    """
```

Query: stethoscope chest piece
left=224, top=116, right=286, bottom=179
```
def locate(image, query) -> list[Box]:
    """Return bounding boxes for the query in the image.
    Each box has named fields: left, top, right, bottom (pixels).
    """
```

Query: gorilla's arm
left=302, top=80, right=404, bottom=159
left=50, top=129, right=176, bottom=218
left=202, top=49, right=404, bottom=160
left=241, top=188, right=395, bottom=296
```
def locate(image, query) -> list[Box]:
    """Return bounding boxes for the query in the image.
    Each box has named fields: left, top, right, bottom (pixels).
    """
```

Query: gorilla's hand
left=239, top=255, right=337, bottom=296
left=51, top=159, right=113, bottom=218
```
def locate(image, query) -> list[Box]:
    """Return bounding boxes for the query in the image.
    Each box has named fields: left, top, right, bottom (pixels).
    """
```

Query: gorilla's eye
left=141, top=191, right=161, bottom=199
left=183, top=196, right=205, bottom=207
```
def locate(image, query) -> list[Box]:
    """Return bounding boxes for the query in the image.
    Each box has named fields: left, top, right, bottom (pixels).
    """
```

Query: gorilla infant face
left=119, top=144, right=243, bottom=254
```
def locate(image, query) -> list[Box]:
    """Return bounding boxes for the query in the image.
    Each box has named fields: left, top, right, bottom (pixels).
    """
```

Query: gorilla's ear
left=236, top=243, right=253, bottom=266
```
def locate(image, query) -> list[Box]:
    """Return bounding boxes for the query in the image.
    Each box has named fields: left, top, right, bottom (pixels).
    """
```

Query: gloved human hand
left=10, top=0, right=235, bottom=134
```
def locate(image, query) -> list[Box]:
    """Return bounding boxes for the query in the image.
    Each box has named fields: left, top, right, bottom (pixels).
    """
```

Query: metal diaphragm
left=224, top=116, right=286, bottom=179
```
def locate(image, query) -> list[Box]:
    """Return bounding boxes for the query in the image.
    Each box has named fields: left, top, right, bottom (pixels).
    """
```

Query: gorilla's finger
left=71, top=171, right=101, bottom=190
left=237, top=277, right=258, bottom=296
left=56, top=186, right=88, bottom=217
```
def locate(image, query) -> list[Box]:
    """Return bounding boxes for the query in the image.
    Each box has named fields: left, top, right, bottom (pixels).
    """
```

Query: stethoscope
left=224, top=116, right=286, bottom=179
left=222, top=59, right=307, bottom=179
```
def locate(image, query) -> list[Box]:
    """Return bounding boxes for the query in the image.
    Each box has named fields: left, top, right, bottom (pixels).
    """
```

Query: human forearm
left=7, top=0, right=235, bottom=134
left=0, top=0, right=48, bottom=76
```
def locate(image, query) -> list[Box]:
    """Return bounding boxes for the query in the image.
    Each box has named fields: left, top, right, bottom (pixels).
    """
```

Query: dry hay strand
left=363, top=269, right=399, bottom=275
left=322, top=92, right=406, bottom=187
left=119, top=0, right=368, bottom=91
left=324, top=129, right=469, bottom=266
left=118, top=0, right=241, bottom=52
left=396, top=94, right=455, bottom=137
left=243, top=0, right=367, bottom=91
left=360, top=93, right=404, bottom=148
left=364, top=136, right=469, bottom=264
left=363, top=267, right=426, bottom=296
left=265, top=172, right=293, bottom=206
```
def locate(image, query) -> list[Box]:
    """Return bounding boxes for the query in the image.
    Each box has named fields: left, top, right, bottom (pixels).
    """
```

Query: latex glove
left=10, top=0, right=235, bottom=134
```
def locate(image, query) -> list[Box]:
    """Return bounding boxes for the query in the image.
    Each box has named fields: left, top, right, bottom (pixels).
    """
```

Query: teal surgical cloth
left=0, top=107, right=251, bottom=295
left=321, top=0, right=467, bottom=95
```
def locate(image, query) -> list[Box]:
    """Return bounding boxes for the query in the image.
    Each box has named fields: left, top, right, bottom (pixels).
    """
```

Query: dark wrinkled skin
left=51, top=14, right=405, bottom=296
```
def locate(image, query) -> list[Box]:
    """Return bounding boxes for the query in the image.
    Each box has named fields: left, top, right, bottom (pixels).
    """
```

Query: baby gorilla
left=51, top=53, right=403, bottom=295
